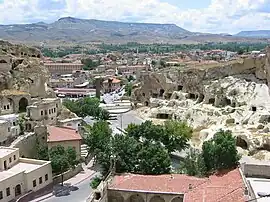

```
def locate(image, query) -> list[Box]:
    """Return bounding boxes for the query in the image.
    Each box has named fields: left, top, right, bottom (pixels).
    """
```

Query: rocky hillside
left=235, top=30, right=270, bottom=38
left=133, top=47, right=270, bottom=160
left=0, top=17, right=269, bottom=44
left=0, top=40, right=54, bottom=97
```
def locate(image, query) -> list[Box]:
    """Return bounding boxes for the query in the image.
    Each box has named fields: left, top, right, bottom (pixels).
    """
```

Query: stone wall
left=10, top=125, right=47, bottom=158
left=242, top=163, right=270, bottom=178
left=52, top=164, right=83, bottom=184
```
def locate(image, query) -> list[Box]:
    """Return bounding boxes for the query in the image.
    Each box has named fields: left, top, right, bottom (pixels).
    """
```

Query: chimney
left=189, top=184, right=192, bottom=190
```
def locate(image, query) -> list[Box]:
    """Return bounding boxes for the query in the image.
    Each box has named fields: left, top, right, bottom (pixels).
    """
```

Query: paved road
left=41, top=174, right=97, bottom=202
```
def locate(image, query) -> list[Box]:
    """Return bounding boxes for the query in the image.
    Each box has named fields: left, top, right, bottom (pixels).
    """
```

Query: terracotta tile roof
left=109, top=173, right=207, bottom=194
left=47, top=126, right=82, bottom=143
left=103, top=78, right=121, bottom=84
left=109, top=169, right=245, bottom=202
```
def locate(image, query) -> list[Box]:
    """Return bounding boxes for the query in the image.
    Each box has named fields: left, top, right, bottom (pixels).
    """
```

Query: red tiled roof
left=109, top=169, right=245, bottom=202
left=103, top=78, right=121, bottom=84
left=47, top=126, right=82, bottom=143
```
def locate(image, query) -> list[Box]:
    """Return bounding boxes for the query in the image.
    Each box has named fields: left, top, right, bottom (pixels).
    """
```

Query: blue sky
left=0, top=0, right=270, bottom=34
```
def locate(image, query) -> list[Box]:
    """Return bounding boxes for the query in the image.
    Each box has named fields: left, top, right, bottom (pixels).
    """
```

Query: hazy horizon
left=0, top=0, right=270, bottom=34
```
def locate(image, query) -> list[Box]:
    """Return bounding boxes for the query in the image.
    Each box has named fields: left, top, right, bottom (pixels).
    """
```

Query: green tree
left=18, top=114, right=25, bottom=135
left=180, top=149, right=206, bottom=177
left=49, top=145, right=78, bottom=185
left=125, top=83, right=133, bottom=96
left=112, top=135, right=140, bottom=173
left=163, top=120, right=193, bottom=153
left=85, top=121, right=112, bottom=156
left=66, top=146, right=78, bottom=168
left=96, top=108, right=110, bottom=120
left=202, top=130, right=240, bottom=172
left=36, top=140, right=49, bottom=160
left=126, top=120, right=191, bottom=153
left=137, top=142, right=171, bottom=174
left=63, top=97, right=109, bottom=120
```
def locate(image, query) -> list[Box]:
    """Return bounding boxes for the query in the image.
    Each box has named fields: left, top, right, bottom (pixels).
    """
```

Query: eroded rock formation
left=0, top=40, right=52, bottom=98
left=133, top=48, right=270, bottom=160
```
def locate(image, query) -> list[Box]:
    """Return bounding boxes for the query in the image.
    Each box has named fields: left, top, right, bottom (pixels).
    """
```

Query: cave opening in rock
left=236, top=136, right=248, bottom=150
left=156, top=113, right=170, bottom=119
left=188, top=93, right=196, bottom=100
left=251, top=106, right=257, bottom=112
left=209, top=98, right=215, bottom=104
left=223, top=98, right=231, bottom=106
left=0, top=59, right=7, bottom=63
left=152, top=93, right=158, bottom=98
left=178, top=85, right=183, bottom=91
left=144, top=101, right=149, bottom=106
left=198, top=94, right=205, bottom=103
left=159, top=89, right=165, bottom=97
left=165, top=93, right=172, bottom=100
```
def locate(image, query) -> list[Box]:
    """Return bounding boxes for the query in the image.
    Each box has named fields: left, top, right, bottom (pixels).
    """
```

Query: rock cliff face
left=0, top=40, right=53, bottom=98
left=133, top=49, right=270, bottom=160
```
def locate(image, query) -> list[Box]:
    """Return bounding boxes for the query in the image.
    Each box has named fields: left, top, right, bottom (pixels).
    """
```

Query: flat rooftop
left=0, top=161, right=43, bottom=181
left=0, top=147, right=17, bottom=158
left=247, top=178, right=270, bottom=202
left=0, top=114, right=19, bottom=120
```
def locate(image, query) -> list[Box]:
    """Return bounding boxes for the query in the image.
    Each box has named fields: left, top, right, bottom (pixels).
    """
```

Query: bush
left=90, top=176, right=102, bottom=189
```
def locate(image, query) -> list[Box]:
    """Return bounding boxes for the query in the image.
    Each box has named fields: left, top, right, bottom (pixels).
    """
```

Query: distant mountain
left=235, top=30, right=270, bottom=38
left=0, top=17, right=268, bottom=45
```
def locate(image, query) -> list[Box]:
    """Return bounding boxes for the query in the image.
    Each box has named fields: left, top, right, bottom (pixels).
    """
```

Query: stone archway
left=19, top=97, right=28, bottom=112
left=15, top=184, right=22, bottom=197
left=149, top=196, right=165, bottom=202
left=128, top=194, right=145, bottom=202
left=108, top=192, right=124, bottom=202
left=171, top=196, right=184, bottom=202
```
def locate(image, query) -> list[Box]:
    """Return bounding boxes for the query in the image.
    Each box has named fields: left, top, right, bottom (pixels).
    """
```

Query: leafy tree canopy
left=63, top=97, right=109, bottom=120
left=202, top=130, right=240, bottom=172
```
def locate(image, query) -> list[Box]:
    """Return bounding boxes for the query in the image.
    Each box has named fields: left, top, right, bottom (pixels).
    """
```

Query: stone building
left=47, top=126, right=82, bottom=158
left=0, top=147, right=52, bottom=202
left=93, top=169, right=246, bottom=202
left=44, top=63, right=83, bottom=75
left=26, top=98, right=61, bottom=129
left=0, top=114, right=20, bottom=142
left=103, top=78, right=121, bottom=93
left=0, top=90, right=31, bottom=115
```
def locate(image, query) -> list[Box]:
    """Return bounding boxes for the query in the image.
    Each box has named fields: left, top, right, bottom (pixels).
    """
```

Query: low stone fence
left=242, top=163, right=270, bottom=178
left=53, top=164, right=83, bottom=184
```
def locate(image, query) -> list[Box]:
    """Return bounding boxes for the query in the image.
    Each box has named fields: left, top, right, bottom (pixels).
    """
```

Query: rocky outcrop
left=134, top=48, right=270, bottom=160
left=0, top=40, right=52, bottom=98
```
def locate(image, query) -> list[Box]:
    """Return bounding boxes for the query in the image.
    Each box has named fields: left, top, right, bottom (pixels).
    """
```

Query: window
left=0, top=191, right=3, bottom=199
left=6, top=187, right=10, bottom=196
left=13, top=155, right=16, bottom=160
left=9, top=157, right=11, bottom=163
left=49, top=109, right=51, bottom=114
left=41, top=111, right=43, bottom=116
left=45, top=110, right=47, bottom=115
left=8, top=128, right=10, bottom=132
left=3, top=105, right=6, bottom=110
left=45, top=174, right=48, bottom=181
left=13, top=122, right=16, bottom=126
left=39, top=177, right=42, bottom=184
left=33, top=180, right=36, bottom=187
left=7, top=105, right=9, bottom=110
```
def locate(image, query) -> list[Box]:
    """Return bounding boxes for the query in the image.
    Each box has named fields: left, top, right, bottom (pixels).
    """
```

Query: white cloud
left=0, top=0, right=270, bottom=33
